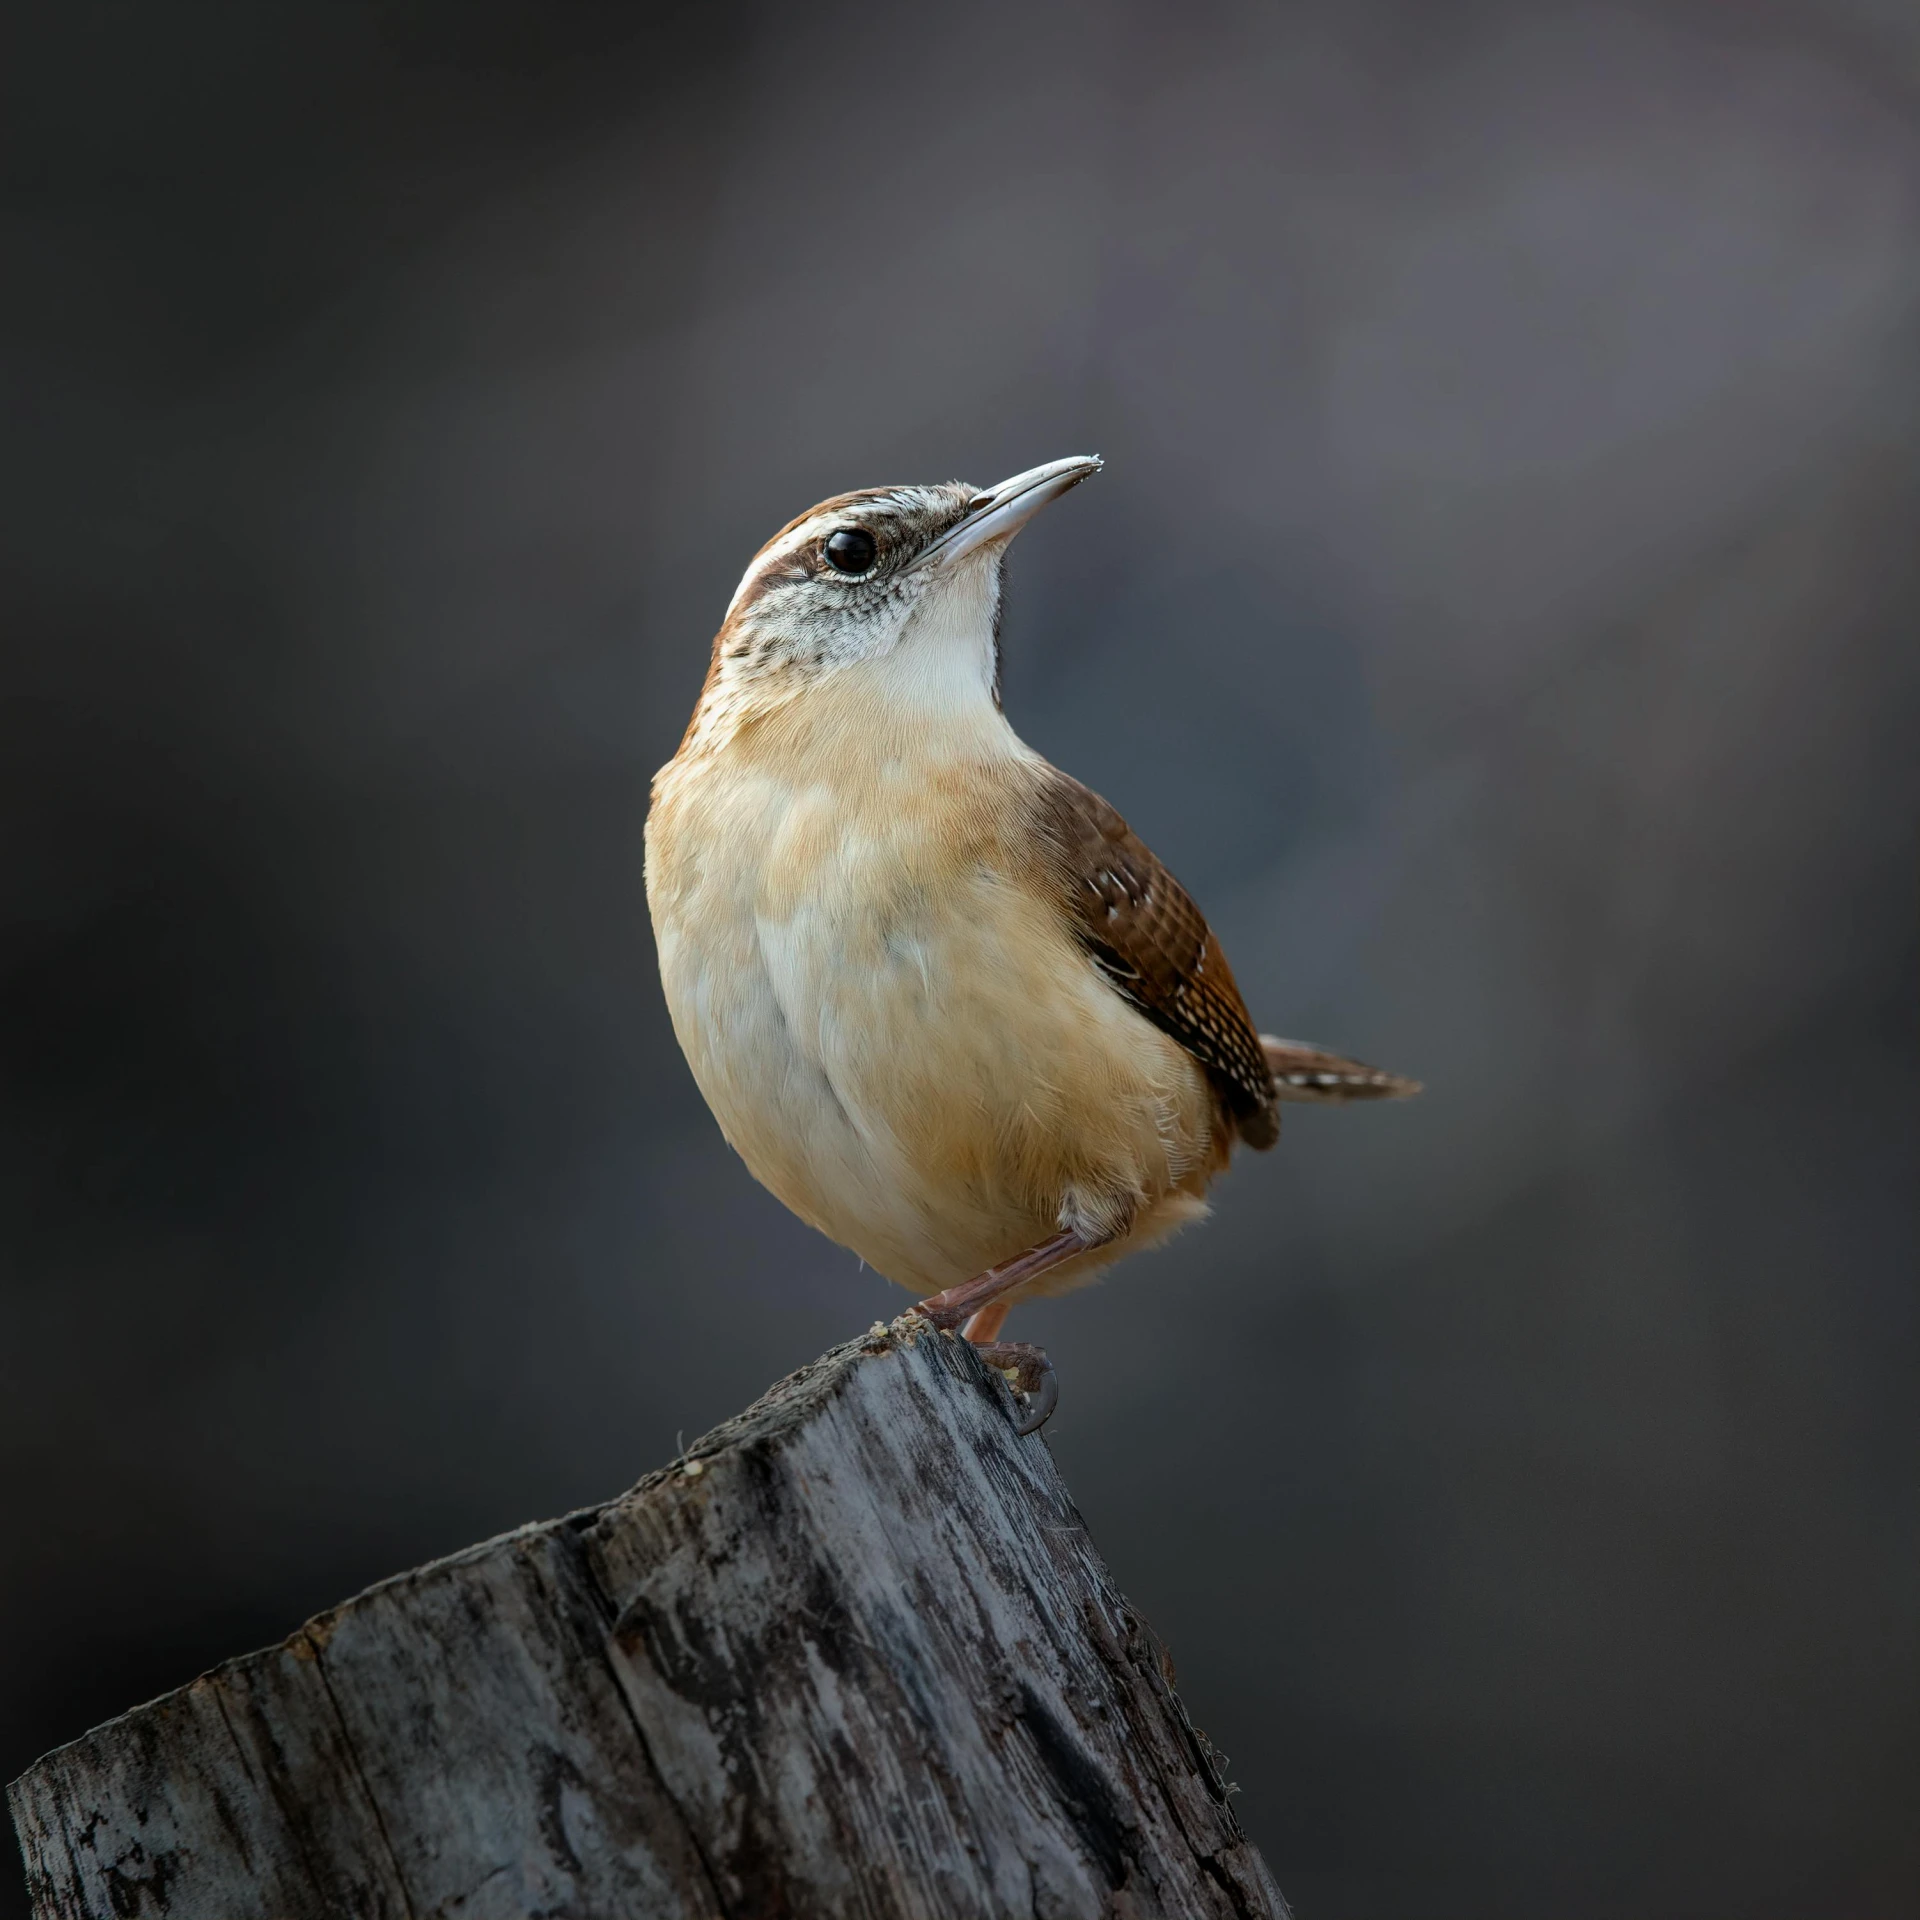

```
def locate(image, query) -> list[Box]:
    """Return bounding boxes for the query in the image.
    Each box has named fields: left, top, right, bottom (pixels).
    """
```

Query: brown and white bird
left=645, top=458, right=1418, bottom=1431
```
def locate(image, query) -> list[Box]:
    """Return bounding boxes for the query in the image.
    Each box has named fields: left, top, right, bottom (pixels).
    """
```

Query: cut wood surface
left=10, top=1317, right=1288, bottom=1920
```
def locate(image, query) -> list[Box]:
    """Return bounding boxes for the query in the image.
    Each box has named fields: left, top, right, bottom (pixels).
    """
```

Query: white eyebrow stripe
left=725, top=524, right=820, bottom=616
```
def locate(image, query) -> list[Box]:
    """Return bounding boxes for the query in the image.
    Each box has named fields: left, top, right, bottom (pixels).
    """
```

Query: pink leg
left=913, top=1227, right=1094, bottom=1331
left=962, top=1301, right=1012, bottom=1343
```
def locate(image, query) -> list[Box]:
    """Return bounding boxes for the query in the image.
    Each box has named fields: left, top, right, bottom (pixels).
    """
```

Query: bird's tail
left=1261, top=1036, right=1423, bottom=1104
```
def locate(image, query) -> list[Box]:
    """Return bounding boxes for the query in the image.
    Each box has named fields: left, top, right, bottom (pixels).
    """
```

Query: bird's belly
left=648, top=782, right=1219, bottom=1294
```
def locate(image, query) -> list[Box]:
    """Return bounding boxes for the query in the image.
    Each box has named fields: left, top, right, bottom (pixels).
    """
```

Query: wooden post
left=10, top=1317, right=1287, bottom=1920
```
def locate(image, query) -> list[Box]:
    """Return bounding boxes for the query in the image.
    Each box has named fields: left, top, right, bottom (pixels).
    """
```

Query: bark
left=10, top=1316, right=1287, bottom=1920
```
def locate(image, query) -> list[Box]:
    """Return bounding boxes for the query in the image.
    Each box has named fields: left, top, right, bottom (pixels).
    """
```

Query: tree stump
left=9, top=1317, right=1287, bottom=1919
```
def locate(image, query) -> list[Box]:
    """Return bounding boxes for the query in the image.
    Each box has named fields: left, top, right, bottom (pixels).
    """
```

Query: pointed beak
left=912, top=455, right=1102, bottom=572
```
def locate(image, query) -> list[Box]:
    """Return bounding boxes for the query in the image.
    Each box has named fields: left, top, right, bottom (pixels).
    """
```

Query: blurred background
left=5, top=2, right=1918, bottom=1914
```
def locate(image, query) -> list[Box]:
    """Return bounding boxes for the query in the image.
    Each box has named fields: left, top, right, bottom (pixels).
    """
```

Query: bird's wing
left=1028, top=770, right=1281, bottom=1148
left=1261, top=1036, right=1422, bottom=1104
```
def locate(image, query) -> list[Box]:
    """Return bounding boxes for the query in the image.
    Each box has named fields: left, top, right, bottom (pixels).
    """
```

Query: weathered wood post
left=10, top=1317, right=1287, bottom=1919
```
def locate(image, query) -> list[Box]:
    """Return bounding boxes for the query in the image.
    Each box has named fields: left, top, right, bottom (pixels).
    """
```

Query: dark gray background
left=5, top=3, right=1917, bottom=1914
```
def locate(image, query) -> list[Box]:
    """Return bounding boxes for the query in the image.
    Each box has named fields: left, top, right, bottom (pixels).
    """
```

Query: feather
left=1260, top=1037, right=1422, bottom=1104
left=1030, top=771, right=1282, bottom=1149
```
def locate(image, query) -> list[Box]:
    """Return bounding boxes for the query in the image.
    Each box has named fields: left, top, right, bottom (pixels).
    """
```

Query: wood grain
left=10, top=1322, right=1287, bottom=1920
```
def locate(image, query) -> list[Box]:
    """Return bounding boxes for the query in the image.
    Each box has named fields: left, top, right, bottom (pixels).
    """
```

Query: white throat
left=861, top=550, right=1002, bottom=721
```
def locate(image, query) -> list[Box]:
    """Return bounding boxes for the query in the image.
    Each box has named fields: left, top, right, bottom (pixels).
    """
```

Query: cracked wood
left=9, top=1323, right=1289, bottom=1920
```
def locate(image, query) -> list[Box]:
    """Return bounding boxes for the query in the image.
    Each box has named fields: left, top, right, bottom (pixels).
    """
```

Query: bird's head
left=684, top=456, right=1100, bottom=752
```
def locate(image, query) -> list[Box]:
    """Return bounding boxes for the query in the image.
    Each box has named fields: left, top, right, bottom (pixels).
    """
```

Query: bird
left=645, top=457, right=1419, bottom=1432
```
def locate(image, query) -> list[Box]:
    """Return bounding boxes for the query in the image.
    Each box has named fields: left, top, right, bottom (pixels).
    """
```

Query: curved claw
left=971, top=1341, right=1059, bottom=1436
left=1012, top=1364, right=1059, bottom=1436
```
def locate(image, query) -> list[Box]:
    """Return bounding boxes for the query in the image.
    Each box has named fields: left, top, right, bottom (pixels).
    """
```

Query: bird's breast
left=645, top=731, right=1217, bottom=1291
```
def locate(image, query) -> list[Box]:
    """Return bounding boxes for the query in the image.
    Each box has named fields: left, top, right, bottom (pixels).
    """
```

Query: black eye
left=824, top=526, right=877, bottom=575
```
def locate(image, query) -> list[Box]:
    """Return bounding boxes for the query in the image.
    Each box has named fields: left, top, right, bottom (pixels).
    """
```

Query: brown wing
left=1029, top=770, right=1280, bottom=1149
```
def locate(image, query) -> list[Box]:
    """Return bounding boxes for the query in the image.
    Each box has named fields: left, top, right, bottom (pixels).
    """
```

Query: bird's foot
left=913, top=1229, right=1098, bottom=1433
left=970, top=1341, right=1059, bottom=1436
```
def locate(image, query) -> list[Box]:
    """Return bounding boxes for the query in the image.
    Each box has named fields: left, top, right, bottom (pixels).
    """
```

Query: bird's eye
left=823, top=527, right=877, bottom=575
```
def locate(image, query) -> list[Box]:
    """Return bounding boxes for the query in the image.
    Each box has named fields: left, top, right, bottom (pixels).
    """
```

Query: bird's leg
left=961, top=1301, right=1011, bottom=1343
left=914, top=1227, right=1094, bottom=1331
left=914, top=1227, right=1101, bottom=1435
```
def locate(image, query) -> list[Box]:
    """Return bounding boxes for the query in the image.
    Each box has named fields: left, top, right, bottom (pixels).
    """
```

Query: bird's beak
left=911, top=455, right=1103, bottom=572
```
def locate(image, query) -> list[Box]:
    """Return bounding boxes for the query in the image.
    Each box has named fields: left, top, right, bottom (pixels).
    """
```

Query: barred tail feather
left=1260, top=1036, right=1423, bottom=1104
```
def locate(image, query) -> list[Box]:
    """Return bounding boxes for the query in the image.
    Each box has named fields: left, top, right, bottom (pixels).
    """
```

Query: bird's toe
left=970, top=1340, right=1059, bottom=1435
